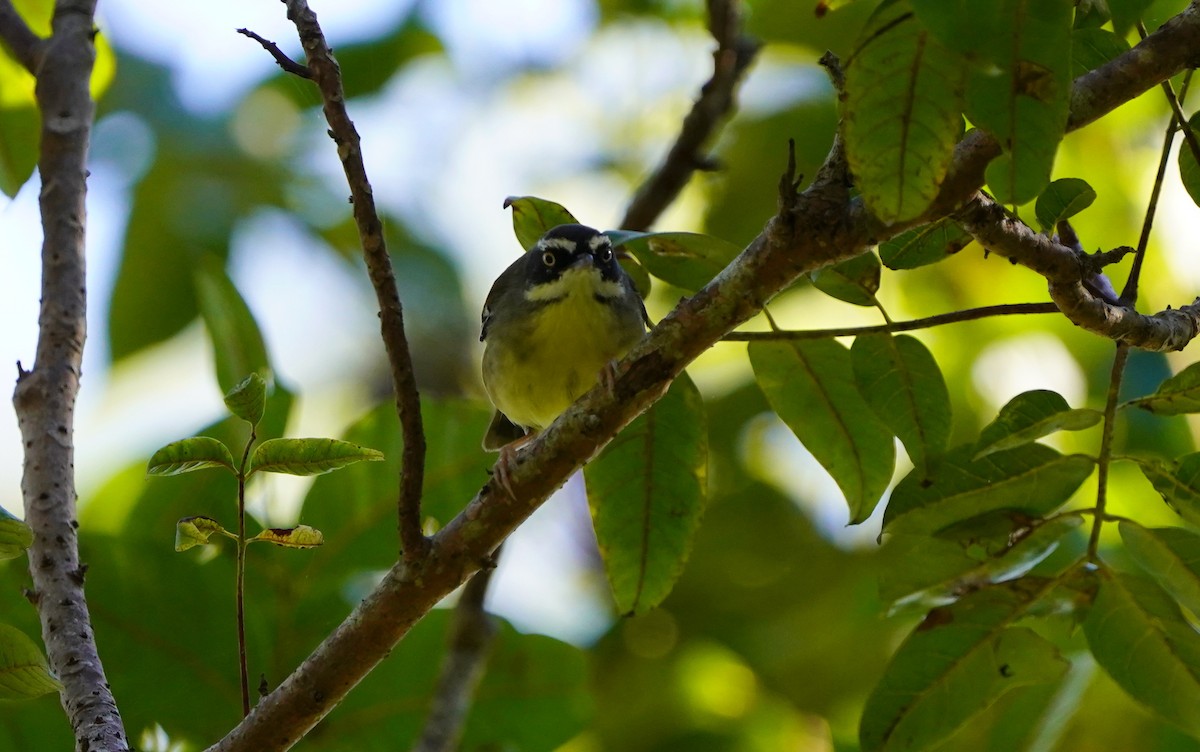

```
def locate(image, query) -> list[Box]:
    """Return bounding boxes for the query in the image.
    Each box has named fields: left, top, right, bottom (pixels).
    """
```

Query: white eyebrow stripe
left=538, top=238, right=576, bottom=251
left=588, top=234, right=609, bottom=251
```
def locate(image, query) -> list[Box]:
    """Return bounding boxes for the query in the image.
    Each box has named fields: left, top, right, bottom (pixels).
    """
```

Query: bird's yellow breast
left=482, top=267, right=641, bottom=431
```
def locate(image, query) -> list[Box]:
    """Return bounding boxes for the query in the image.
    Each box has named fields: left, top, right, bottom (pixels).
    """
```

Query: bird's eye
left=542, top=251, right=556, bottom=267
left=597, top=245, right=613, bottom=262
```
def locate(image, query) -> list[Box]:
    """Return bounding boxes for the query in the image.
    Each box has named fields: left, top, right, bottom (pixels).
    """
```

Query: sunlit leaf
left=0, top=623, right=59, bottom=700
left=966, top=0, right=1073, bottom=205
left=881, top=514, right=1083, bottom=608
left=584, top=373, right=707, bottom=615
left=884, top=444, right=1094, bottom=534
left=852, top=333, right=951, bottom=478
left=0, top=507, right=32, bottom=561
left=0, top=102, right=36, bottom=198
left=609, top=231, right=741, bottom=293
left=750, top=339, right=895, bottom=524
left=174, top=515, right=229, bottom=552
left=810, top=252, right=882, bottom=306
left=249, top=438, right=384, bottom=477
left=844, top=0, right=967, bottom=223
left=973, top=390, right=1102, bottom=460
left=879, top=218, right=971, bottom=270
left=1128, top=360, right=1200, bottom=414
left=504, top=196, right=578, bottom=251
left=194, top=256, right=271, bottom=396
left=223, top=372, right=267, bottom=426
left=1035, top=178, right=1097, bottom=231
left=1137, top=454, right=1200, bottom=527
left=1121, top=522, right=1200, bottom=616
left=1084, top=570, right=1200, bottom=737
left=249, top=524, right=324, bottom=548
left=860, top=579, right=1069, bottom=752
left=146, top=437, right=236, bottom=476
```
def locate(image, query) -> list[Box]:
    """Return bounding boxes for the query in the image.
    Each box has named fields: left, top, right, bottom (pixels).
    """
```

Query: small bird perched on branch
left=480, top=223, right=648, bottom=491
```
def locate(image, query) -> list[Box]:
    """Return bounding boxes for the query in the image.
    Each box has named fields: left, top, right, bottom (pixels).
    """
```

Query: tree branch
left=279, top=0, right=428, bottom=561
left=0, top=0, right=44, bottom=73
left=957, top=194, right=1200, bottom=351
left=722, top=302, right=1060, bottom=341
left=618, top=0, right=760, bottom=231
left=10, top=1, right=129, bottom=750
left=205, top=4, right=1200, bottom=750
left=412, top=559, right=499, bottom=752
left=236, top=27, right=311, bottom=78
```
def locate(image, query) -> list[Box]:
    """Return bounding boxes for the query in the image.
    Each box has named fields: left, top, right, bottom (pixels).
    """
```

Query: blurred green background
left=2, top=0, right=1200, bottom=749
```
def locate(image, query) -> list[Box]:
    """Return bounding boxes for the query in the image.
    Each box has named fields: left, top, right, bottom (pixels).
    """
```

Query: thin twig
left=237, top=27, right=312, bottom=78
left=205, top=7, right=1200, bottom=752
left=234, top=429, right=258, bottom=717
left=1088, top=344, right=1129, bottom=560
left=9, top=0, right=129, bottom=749
left=412, top=552, right=501, bottom=752
left=1121, top=69, right=1193, bottom=304
left=618, top=0, right=759, bottom=231
left=279, top=0, right=428, bottom=561
left=0, top=0, right=44, bottom=72
left=722, top=302, right=1059, bottom=341
left=1138, top=22, right=1200, bottom=170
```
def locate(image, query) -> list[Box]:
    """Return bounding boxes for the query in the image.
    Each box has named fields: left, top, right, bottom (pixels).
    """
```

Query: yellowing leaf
left=250, top=524, right=324, bottom=548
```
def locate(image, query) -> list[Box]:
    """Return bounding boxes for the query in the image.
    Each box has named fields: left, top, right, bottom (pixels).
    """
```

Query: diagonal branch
left=956, top=194, right=1200, bottom=351
left=205, top=4, right=1200, bottom=751
left=9, top=0, right=129, bottom=750
left=278, top=0, right=429, bottom=561
left=618, top=0, right=760, bottom=231
left=0, top=0, right=44, bottom=73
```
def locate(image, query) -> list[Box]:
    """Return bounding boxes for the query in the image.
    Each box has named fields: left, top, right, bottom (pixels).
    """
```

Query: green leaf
left=1034, top=178, right=1097, bottom=231
left=883, top=444, right=1094, bottom=534
left=248, top=438, right=384, bottom=477
left=0, top=624, right=59, bottom=700
left=881, top=514, right=1083, bottom=609
left=249, top=524, right=324, bottom=548
left=965, top=0, right=1073, bottom=205
left=1120, top=522, right=1200, bottom=616
left=809, top=252, right=882, bottom=306
left=174, top=515, right=229, bottom=552
left=1178, top=113, right=1200, bottom=207
left=0, top=507, right=32, bottom=561
left=194, top=256, right=271, bottom=396
left=1108, top=0, right=1155, bottom=35
left=1137, top=454, right=1200, bottom=527
left=1071, top=27, right=1131, bottom=78
left=750, top=339, right=895, bottom=524
left=609, top=231, right=741, bottom=293
left=973, top=390, right=1102, bottom=460
left=0, top=103, right=37, bottom=199
left=618, top=254, right=652, bottom=300
left=879, top=218, right=971, bottom=270
left=1128, top=360, right=1200, bottom=414
left=503, top=196, right=579, bottom=251
left=860, top=579, right=1069, bottom=752
left=223, top=372, right=267, bottom=426
left=852, top=333, right=951, bottom=478
left=1084, top=570, right=1200, bottom=737
left=146, top=437, right=236, bottom=476
left=910, top=0, right=1005, bottom=57
left=583, top=373, right=707, bottom=615
left=844, top=0, right=967, bottom=223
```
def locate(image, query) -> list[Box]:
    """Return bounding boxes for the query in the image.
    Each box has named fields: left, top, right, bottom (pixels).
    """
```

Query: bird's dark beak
left=570, top=253, right=595, bottom=269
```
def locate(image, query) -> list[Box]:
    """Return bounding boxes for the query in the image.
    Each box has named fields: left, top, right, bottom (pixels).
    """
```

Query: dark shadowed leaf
left=750, top=339, right=895, bottom=523
left=860, top=579, right=1069, bottom=752
left=504, top=196, right=579, bottom=251
left=0, top=104, right=37, bottom=199
left=1121, top=522, right=1200, bottom=616
left=1071, top=27, right=1131, bottom=77
left=249, top=438, right=384, bottom=477
left=1035, top=178, right=1097, bottom=231
left=879, top=218, right=971, bottom=270
left=0, top=624, right=59, bottom=700
left=0, top=507, right=32, bottom=561
left=223, top=372, right=267, bottom=426
left=174, top=515, right=230, bottom=552
left=810, top=252, right=882, bottom=306
left=852, top=333, right=951, bottom=478
left=844, top=0, right=967, bottom=223
left=1084, top=570, right=1200, bottom=737
left=1181, top=114, right=1200, bottom=207
left=1128, top=360, right=1200, bottom=414
left=584, top=373, right=707, bottom=615
left=1136, top=453, right=1200, bottom=526
left=973, top=390, right=1101, bottom=460
left=884, top=444, right=1094, bottom=534
left=609, top=231, right=741, bottom=293
left=249, top=524, right=324, bottom=548
left=147, top=437, right=236, bottom=476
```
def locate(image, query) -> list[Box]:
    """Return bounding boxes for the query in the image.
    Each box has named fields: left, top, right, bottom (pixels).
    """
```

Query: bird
left=480, top=223, right=648, bottom=491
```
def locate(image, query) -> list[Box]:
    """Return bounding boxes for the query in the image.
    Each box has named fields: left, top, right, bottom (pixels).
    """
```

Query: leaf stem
left=236, top=428, right=257, bottom=717
left=1088, top=344, right=1129, bottom=561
